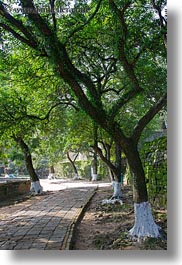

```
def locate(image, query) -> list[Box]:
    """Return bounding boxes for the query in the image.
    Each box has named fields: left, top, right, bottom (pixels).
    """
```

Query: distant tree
left=0, top=50, right=63, bottom=192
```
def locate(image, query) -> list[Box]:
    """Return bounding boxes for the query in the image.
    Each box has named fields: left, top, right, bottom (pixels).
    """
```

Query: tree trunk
left=13, top=136, right=42, bottom=194
left=124, top=142, right=161, bottom=238
left=67, top=152, right=79, bottom=180
left=91, top=154, right=98, bottom=181
left=111, top=141, right=122, bottom=199
left=104, top=143, right=115, bottom=182
left=48, top=165, right=55, bottom=180
left=115, top=142, right=122, bottom=181
left=124, top=143, right=148, bottom=203
left=49, top=165, right=55, bottom=174
left=91, top=124, right=98, bottom=181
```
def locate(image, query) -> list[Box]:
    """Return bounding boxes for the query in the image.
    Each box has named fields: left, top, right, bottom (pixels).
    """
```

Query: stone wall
left=0, top=179, right=31, bottom=201
left=140, top=136, right=167, bottom=207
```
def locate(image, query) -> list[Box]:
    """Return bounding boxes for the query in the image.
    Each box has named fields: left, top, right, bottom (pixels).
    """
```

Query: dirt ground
left=0, top=182, right=167, bottom=250
left=72, top=185, right=167, bottom=250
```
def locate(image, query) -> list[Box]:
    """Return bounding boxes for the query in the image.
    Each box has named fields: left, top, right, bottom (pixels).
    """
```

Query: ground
left=0, top=179, right=167, bottom=250
left=72, top=185, right=167, bottom=250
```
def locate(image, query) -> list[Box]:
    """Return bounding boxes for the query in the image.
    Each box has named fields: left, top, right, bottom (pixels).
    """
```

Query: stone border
left=61, top=187, right=97, bottom=250
left=0, top=179, right=31, bottom=201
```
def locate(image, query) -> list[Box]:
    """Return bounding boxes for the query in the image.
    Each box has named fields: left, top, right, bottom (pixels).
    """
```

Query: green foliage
left=57, top=160, right=90, bottom=179
left=55, top=157, right=109, bottom=180
left=0, top=0, right=167, bottom=202
left=140, top=136, right=167, bottom=206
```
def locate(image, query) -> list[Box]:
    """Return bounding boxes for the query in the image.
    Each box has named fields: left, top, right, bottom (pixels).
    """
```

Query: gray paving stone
left=0, top=187, right=95, bottom=250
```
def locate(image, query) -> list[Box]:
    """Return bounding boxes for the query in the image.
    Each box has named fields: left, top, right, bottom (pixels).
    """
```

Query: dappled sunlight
left=0, top=184, right=96, bottom=250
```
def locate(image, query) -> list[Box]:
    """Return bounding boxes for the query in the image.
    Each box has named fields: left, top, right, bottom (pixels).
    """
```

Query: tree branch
left=131, top=93, right=167, bottom=143
left=49, top=0, right=57, bottom=31
left=64, top=0, right=102, bottom=45
left=25, top=103, right=59, bottom=121
left=110, top=88, right=139, bottom=119
left=0, top=2, right=39, bottom=49
left=109, top=0, right=142, bottom=95
left=0, top=22, right=38, bottom=49
left=151, top=0, right=167, bottom=47
left=1, top=1, right=104, bottom=124
left=20, top=0, right=53, bottom=36
left=91, top=144, right=117, bottom=175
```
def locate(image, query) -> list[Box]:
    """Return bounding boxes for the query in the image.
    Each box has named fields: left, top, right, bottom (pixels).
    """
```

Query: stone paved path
left=0, top=187, right=96, bottom=250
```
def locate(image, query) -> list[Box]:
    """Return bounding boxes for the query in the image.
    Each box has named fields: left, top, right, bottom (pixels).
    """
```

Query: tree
left=0, top=0, right=167, bottom=238
left=0, top=49, right=64, bottom=192
left=66, top=151, right=80, bottom=179
left=61, top=109, right=94, bottom=180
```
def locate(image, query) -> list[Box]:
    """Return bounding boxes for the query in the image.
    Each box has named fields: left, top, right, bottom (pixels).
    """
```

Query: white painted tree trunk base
left=102, top=198, right=123, bottom=205
left=129, top=201, right=161, bottom=239
left=73, top=174, right=80, bottom=180
left=48, top=173, right=56, bottom=180
left=30, top=181, right=43, bottom=195
left=91, top=173, right=97, bottom=181
left=112, top=181, right=122, bottom=198
left=102, top=181, right=123, bottom=205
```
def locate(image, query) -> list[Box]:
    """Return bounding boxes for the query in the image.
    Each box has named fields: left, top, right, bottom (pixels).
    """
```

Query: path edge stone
left=61, top=187, right=97, bottom=250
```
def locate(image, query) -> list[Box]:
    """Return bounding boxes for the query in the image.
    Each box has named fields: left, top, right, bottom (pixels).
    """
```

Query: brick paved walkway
left=0, top=187, right=96, bottom=250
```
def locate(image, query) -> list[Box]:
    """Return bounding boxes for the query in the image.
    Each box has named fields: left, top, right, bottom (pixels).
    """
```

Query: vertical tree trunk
left=91, top=154, right=98, bottom=181
left=48, top=165, right=55, bottom=179
left=91, top=123, right=98, bottom=181
left=124, top=142, right=161, bottom=238
left=104, top=143, right=115, bottom=182
left=49, top=165, right=55, bottom=174
left=111, top=141, right=122, bottom=199
left=13, top=136, right=42, bottom=194
left=125, top=144, right=148, bottom=203
left=115, top=141, right=122, bottom=181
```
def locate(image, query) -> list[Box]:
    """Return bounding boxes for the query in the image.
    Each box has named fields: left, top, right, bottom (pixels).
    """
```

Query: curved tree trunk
left=13, top=136, right=42, bottom=194
left=67, top=152, right=79, bottom=180
left=94, top=140, right=123, bottom=200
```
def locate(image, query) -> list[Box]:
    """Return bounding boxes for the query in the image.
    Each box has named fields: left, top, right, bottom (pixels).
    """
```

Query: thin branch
left=110, top=88, right=139, bottom=119
left=64, top=0, right=102, bottom=45
left=102, top=87, right=121, bottom=95
left=151, top=0, right=167, bottom=46
left=64, top=101, right=80, bottom=111
left=109, top=0, right=142, bottom=92
left=131, top=46, right=147, bottom=66
left=109, top=0, right=131, bottom=36
left=73, top=153, right=79, bottom=162
left=24, top=102, right=61, bottom=121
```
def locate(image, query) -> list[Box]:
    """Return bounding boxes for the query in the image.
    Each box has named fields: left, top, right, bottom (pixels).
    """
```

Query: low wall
left=0, top=179, right=31, bottom=201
